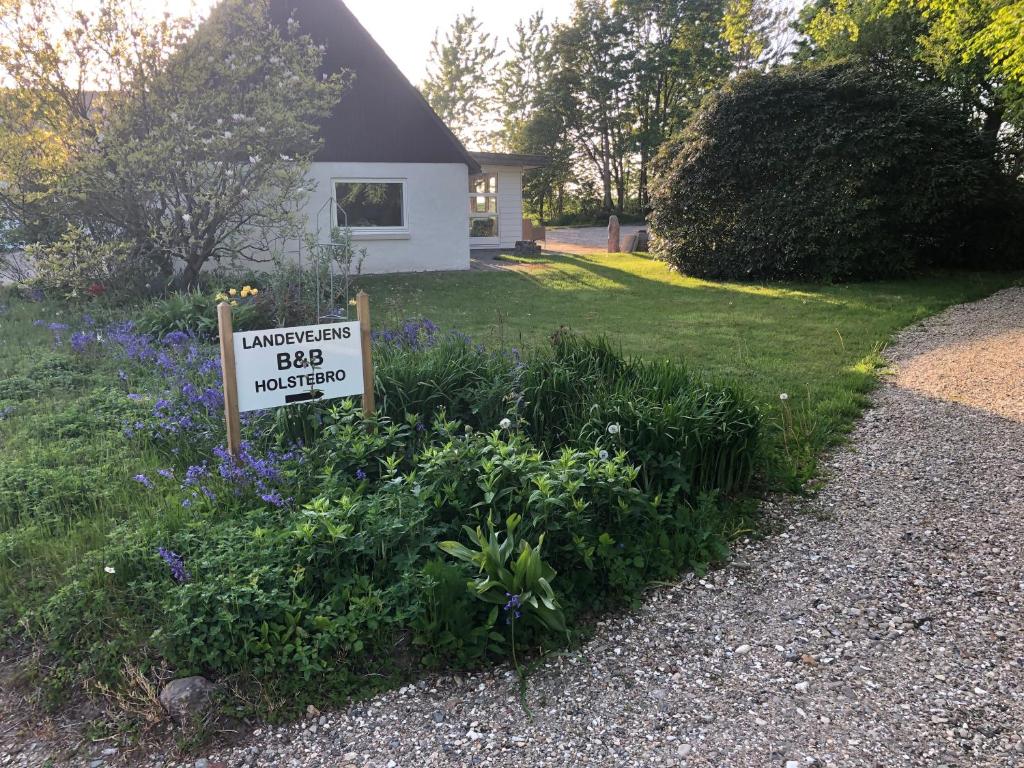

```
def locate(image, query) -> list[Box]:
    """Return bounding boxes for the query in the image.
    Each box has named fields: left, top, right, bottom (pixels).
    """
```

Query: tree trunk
left=638, top=148, right=649, bottom=211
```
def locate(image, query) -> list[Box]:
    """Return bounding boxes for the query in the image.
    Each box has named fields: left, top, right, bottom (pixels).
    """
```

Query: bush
left=25, top=226, right=147, bottom=297
left=137, top=288, right=274, bottom=339
left=371, top=329, right=763, bottom=502
left=649, top=61, right=1023, bottom=281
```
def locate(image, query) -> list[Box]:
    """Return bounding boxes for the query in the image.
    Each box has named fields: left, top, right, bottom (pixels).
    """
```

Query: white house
left=270, top=0, right=546, bottom=274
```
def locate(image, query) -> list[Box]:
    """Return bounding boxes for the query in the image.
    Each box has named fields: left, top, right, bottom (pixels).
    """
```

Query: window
left=470, top=217, right=498, bottom=237
left=469, top=173, right=498, bottom=239
left=335, top=181, right=405, bottom=229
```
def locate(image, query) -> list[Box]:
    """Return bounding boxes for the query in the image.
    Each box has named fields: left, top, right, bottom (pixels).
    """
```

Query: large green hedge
left=649, top=61, right=1023, bottom=282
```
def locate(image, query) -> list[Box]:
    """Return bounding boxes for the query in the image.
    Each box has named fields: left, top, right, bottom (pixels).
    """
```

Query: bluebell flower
left=133, top=473, right=154, bottom=489
left=355, top=468, right=367, bottom=481
left=260, top=490, right=287, bottom=508
left=503, top=592, right=523, bottom=624
left=157, top=547, right=190, bottom=583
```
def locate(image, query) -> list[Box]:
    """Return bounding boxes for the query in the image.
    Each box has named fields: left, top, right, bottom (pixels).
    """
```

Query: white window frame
left=469, top=172, right=499, bottom=242
left=333, top=177, right=409, bottom=240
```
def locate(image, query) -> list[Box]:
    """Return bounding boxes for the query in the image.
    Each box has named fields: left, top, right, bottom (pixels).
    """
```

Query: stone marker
left=635, top=229, right=650, bottom=251
left=607, top=215, right=620, bottom=253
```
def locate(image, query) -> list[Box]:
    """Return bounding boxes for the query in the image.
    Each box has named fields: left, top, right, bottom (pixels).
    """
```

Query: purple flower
left=162, top=330, right=191, bottom=346
left=46, top=322, right=68, bottom=331
left=183, top=463, right=208, bottom=487
left=260, top=490, right=287, bottom=508
left=133, top=473, right=154, bottom=489
left=355, top=468, right=367, bottom=481
left=157, top=547, right=190, bottom=583
left=503, top=592, right=523, bottom=624
left=157, top=468, right=174, bottom=479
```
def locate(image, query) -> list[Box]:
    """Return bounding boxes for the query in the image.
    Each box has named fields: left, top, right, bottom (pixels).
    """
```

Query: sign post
left=217, top=302, right=243, bottom=459
left=217, top=295, right=375, bottom=458
left=356, top=290, right=375, bottom=416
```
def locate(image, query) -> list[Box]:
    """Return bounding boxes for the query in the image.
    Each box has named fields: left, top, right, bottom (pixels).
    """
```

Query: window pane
left=469, top=175, right=497, bottom=194
left=470, top=195, right=497, bottom=214
left=470, top=216, right=498, bottom=238
left=335, top=182, right=403, bottom=227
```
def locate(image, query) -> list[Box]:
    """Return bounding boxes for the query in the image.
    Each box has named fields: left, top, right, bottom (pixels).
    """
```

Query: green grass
left=0, top=301, right=171, bottom=617
left=362, top=252, right=1021, bottom=481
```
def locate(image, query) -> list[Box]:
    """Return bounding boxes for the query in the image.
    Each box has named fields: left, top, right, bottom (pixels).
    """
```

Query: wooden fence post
left=217, top=301, right=242, bottom=460
left=356, top=291, right=375, bottom=416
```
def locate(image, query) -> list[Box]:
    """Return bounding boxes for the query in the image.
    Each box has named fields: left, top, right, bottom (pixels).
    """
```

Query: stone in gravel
left=794, top=681, right=809, bottom=693
left=159, top=676, right=217, bottom=722
left=432, top=710, right=445, bottom=723
left=734, top=644, right=752, bottom=655
left=194, top=759, right=209, bottom=768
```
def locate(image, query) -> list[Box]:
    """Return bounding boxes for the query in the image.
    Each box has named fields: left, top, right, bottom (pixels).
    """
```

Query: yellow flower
left=215, top=292, right=227, bottom=301
left=230, top=300, right=239, bottom=306
left=228, top=288, right=238, bottom=296
left=240, top=286, right=251, bottom=298
left=250, top=288, right=259, bottom=296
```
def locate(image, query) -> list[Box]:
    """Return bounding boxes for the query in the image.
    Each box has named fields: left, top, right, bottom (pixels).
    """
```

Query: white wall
left=495, top=166, right=524, bottom=249
left=299, top=161, right=470, bottom=274
left=469, top=164, right=524, bottom=250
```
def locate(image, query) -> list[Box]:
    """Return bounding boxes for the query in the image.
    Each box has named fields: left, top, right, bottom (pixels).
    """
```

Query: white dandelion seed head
left=607, top=423, right=620, bottom=435
left=499, top=418, right=512, bottom=430
left=599, top=450, right=609, bottom=461
left=779, top=393, right=789, bottom=401
left=104, top=566, right=116, bottom=574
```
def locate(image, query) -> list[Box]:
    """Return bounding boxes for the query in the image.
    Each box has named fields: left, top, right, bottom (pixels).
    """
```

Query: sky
left=131, top=0, right=577, bottom=85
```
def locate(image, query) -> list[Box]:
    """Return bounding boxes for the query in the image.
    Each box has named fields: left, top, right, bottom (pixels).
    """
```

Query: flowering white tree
left=0, top=0, right=347, bottom=286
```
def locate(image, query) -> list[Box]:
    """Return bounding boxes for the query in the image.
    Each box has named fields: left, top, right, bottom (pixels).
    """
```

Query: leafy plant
left=440, top=513, right=566, bottom=666
left=650, top=61, right=1022, bottom=281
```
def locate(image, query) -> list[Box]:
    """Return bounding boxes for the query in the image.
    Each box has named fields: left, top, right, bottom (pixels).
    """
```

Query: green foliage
left=440, top=513, right=567, bottom=638
left=24, top=227, right=142, bottom=298
left=796, top=0, right=1024, bottom=169
left=650, top=61, right=1023, bottom=281
left=420, top=13, right=498, bottom=148
left=137, top=290, right=272, bottom=339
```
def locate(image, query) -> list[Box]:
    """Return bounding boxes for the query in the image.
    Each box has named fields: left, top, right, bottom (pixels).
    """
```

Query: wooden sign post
left=217, top=301, right=243, bottom=460
left=216, top=294, right=376, bottom=459
left=356, top=290, right=375, bottom=416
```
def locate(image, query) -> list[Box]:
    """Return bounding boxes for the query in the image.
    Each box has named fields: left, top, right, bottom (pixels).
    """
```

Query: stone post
left=607, top=215, right=620, bottom=253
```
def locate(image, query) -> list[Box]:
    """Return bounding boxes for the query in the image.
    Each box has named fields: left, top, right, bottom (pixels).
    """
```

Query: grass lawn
left=364, top=252, right=1021, bottom=482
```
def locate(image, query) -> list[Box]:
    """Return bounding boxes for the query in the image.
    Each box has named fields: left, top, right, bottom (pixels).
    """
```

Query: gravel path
left=4, top=288, right=1023, bottom=768
left=545, top=225, right=645, bottom=254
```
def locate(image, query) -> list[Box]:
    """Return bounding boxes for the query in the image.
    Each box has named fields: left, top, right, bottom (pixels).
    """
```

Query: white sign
left=232, top=321, right=363, bottom=412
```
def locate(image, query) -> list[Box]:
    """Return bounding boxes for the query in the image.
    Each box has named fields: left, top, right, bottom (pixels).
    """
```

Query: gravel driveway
left=6, top=288, right=1024, bottom=767
left=545, top=225, right=646, bottom=254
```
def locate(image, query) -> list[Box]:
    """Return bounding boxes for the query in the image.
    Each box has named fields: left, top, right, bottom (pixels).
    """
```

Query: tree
left=0, top=0, right=345, bottom=285
left=420, top=13, right=498, bottom=148
left=617, top=0, right=733, bottom=209
left=797, top=0, right=1024, bottom=164
left=649, top=62, right=1019, bottom=281
left=545, top=1, right=634, bottom=213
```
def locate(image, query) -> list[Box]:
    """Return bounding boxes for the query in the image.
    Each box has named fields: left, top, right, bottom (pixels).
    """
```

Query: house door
left=469, top=172, right=499, bottom=248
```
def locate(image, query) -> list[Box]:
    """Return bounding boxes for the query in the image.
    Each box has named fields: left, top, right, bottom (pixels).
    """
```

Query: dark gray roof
left=268, top=0, right=480, bottom=173
left=470, top=152, right=550, bottom=169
